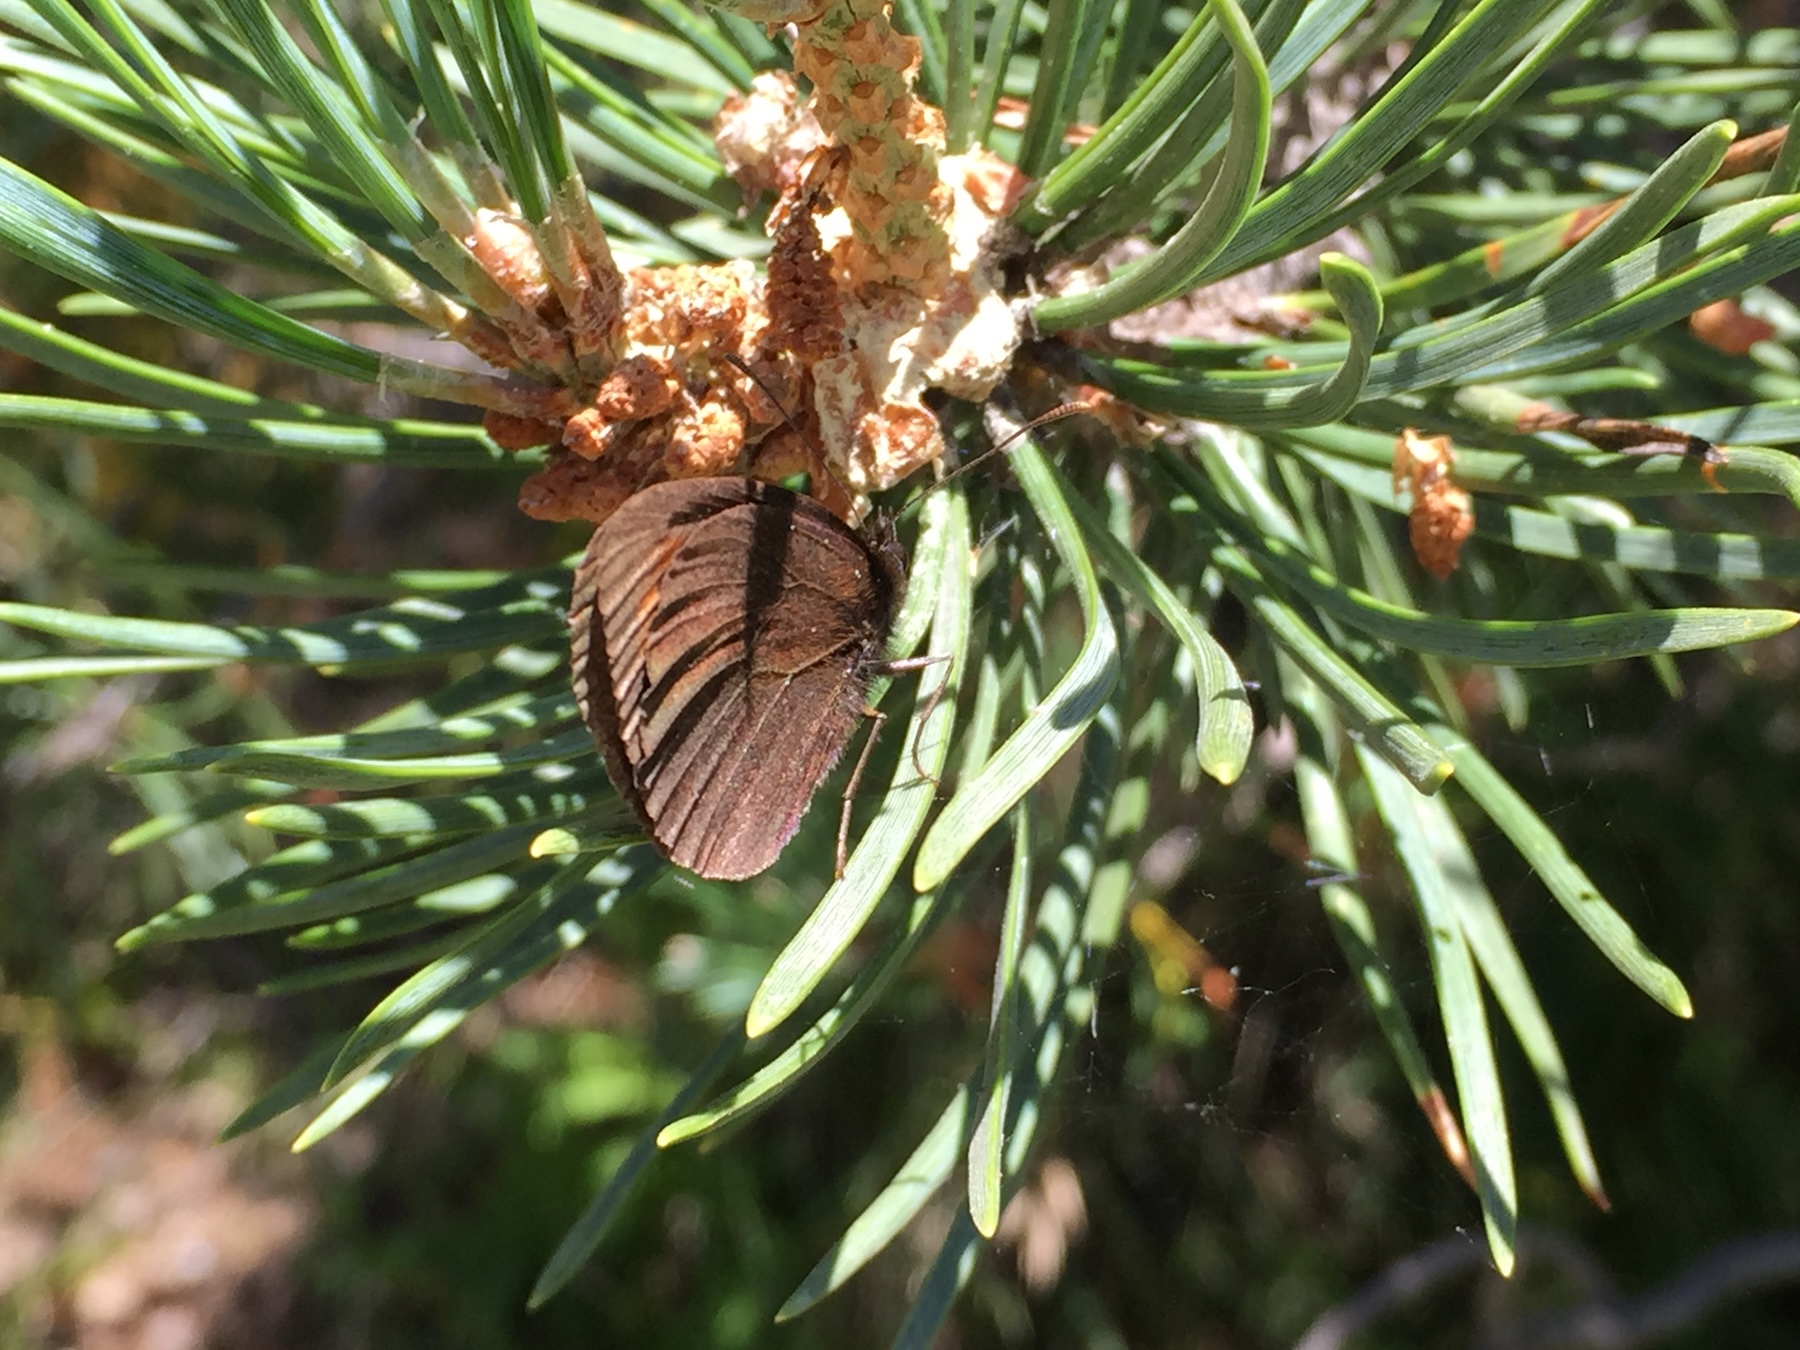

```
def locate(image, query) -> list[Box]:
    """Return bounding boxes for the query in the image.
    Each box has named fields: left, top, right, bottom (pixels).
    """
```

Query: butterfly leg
left=836, top=706, right=886, bottom=877
left=870, top=653, right=951, bottom=787
left=907, top=659, right=956, bottom=786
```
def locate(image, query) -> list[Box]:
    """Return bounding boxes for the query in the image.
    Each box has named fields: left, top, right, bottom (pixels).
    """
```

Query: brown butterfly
left=569, top=477, right=906, bottom=880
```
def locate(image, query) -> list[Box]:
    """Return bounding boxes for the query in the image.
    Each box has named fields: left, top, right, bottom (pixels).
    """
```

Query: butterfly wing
left=570, top=479, right=897, bottom=880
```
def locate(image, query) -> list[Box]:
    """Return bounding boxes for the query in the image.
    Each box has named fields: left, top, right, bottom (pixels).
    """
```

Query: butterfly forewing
left=570, top=478, right=902, bottom=880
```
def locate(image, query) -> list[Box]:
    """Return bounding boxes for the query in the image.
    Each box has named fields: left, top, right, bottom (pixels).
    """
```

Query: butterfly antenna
left=953, top=400, right=1098, bottom=485
left=894, top=400, right=1101, bottom=519
left=889, top=398, right=1102, bottom=522
left=720, top=352, right=858, bottom=512
left=721, top=352, right=816, bottom=452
